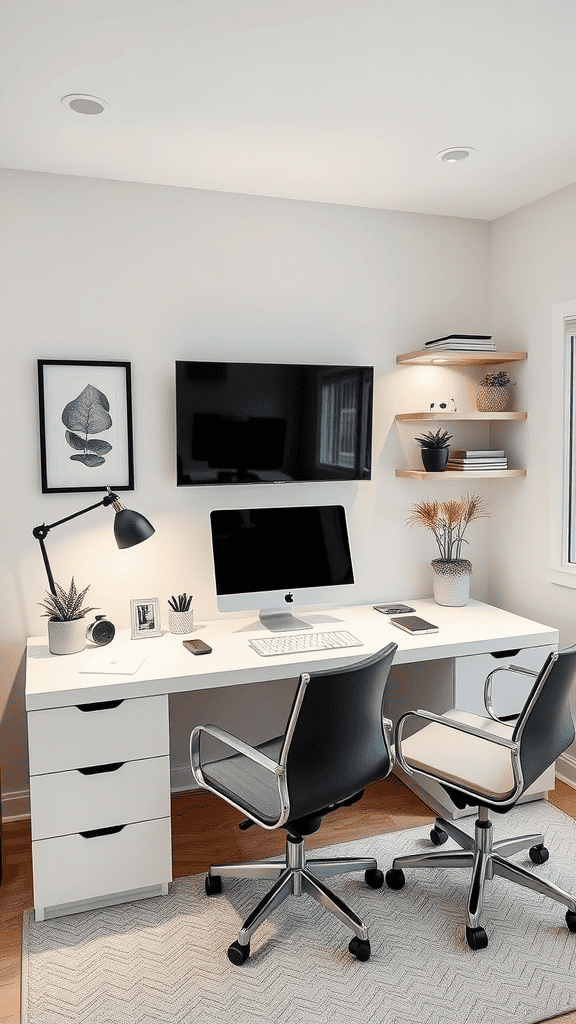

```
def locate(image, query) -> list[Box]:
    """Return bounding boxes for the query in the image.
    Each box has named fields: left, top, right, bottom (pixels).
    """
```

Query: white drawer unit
left=28, top=693, right=173, bottom=920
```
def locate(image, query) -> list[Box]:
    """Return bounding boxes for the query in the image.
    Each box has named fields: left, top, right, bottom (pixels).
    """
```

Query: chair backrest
left=279, top=642, right=397, bottom=824
left=513, top=645, right=576, bottom=792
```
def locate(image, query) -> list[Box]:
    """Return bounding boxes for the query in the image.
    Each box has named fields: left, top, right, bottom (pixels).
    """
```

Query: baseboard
left=556, top=753, right=576, bottom=790
left=170, top=762, right=199, bottom=794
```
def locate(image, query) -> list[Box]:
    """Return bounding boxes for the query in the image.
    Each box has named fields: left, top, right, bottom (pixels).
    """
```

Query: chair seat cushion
left=401, top=710, right=517, bottom=802
left=202, top=737, right=284, bottom=825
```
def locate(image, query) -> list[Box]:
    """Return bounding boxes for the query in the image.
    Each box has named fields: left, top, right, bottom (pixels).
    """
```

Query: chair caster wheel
left=205, top=873, right=222, bottom=896
left=566, top=911, right=576, bottom=933
left=529, top=844, right=549, bottom=865
left=385, top=868, right=405, bottom=890
left=365, top=868, right=384, bottom=889
left=430, top=826, right=448, bottom=846
left=466, top=926, right=488, bottom=950
left=227, top=940, right=250, bottom=965
left=348, top=936, right=371, bottom=961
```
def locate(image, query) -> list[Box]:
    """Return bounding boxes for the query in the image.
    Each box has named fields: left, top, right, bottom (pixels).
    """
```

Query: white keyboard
left=249, top=630, right=363, bottom=657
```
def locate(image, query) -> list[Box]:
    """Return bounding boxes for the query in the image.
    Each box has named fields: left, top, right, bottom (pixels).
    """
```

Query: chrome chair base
left=388, top=808, right=576, bottom=949
left=207, top=833, right=382, bottom=962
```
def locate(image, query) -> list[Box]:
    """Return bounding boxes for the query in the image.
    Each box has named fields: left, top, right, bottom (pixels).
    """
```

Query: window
left=549, top=301, right=576, bottom=586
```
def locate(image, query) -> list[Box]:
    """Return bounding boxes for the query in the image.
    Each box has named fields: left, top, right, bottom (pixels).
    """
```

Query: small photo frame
left=130, top=598, right=161, bottom=639
left=38, top=360, right=134, bottom=493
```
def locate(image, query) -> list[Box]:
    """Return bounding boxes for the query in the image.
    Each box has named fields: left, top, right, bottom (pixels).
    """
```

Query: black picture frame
left=38, top=360, right=134, bottom=493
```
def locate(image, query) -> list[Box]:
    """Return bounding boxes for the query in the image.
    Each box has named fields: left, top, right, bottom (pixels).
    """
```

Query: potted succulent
left=406, top=493, right=489, bottom=606
left=476, top=370, right=515, bottom=412
left=39, top=577, right=97, bottom=655
left=414, top=429, right=453, bottom=472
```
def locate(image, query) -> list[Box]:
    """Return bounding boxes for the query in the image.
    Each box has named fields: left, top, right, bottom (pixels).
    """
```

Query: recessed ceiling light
left=436, top=147, right=476, bottom=163
left=61, top=94, right=110, bottom=115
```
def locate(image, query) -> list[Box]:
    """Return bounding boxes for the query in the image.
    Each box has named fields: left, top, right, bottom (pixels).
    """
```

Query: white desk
left=26, top=598, right=558, bottom=921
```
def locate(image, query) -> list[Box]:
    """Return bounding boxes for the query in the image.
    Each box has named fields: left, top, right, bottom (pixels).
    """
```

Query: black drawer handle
left=77, top=762, right=125, bottom=776
left=79, top=824, right=127, bottom=839
left=76, top=700, right=124, bottom=712
left=490, top=649, right=521, bottom=659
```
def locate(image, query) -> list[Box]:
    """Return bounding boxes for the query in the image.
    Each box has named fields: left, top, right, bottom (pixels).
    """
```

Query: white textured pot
left=169, top=608, right=194, bottom=634
left=431, top=559, right=472, bottom=607
left=47, top=616, right=87, bottom=655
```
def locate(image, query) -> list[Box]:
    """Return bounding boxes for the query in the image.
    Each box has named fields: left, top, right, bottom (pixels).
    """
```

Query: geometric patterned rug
left=22, top=801, right=576, bottom=1024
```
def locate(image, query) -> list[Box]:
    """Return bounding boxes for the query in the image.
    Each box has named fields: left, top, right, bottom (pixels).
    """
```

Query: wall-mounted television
left=175, top=360, right=373, bottom=486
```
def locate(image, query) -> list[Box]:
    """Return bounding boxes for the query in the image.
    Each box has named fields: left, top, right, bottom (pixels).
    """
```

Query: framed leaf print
left=37, top=360, right=134, bottom=493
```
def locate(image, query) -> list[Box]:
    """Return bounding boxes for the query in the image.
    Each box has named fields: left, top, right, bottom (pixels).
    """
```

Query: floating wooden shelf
left=396, top=351, right=527, bottom=367
left=396, top=469, right=527, bottom=479
left=396, top=411, right=527, bottom=422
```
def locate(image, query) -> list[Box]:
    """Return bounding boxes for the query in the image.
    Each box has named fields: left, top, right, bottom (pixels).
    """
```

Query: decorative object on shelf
left=414, top=429, right=453, bottom=472
left=39, top=577, right=97, bottom=655
left=32, top=486, right=155, bottom=597
left=406, top=493, right=489, bottom=606
left=37, top=360, right=135, bottom=494
left=86, top=614, right=116, bottom=646
left=131, top=597, right=161, bottom=639
left=168, top=593, right=194, bottom=634
left=429, top=399, right=457, bottom=413
left=476, top=370, right=514, bottom=412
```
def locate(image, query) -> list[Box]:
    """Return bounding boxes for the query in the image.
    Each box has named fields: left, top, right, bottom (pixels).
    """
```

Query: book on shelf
left=447, top=461, right=508, bottom=471
left=424, top=339, right=491, bottom=352
left=450, top=449, right=505, bottom=458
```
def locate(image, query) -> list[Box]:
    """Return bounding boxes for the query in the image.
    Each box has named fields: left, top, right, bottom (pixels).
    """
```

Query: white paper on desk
left=79, top=647, right=148, bottom=675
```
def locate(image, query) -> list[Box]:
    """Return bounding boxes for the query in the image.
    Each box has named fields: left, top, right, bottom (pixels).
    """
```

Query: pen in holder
left=168, top=593, right=193, bottom=634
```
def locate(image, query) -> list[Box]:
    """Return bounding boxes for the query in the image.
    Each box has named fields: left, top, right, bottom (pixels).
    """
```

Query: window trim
left=549, top=298, right=576, bottom=587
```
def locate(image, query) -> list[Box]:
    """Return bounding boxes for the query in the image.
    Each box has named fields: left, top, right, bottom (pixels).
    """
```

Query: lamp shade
left=114, top=508, right=155, bottom=549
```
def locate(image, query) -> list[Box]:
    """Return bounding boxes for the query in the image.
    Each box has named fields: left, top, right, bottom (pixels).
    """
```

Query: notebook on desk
left=79, top=648, right=148, bottom=675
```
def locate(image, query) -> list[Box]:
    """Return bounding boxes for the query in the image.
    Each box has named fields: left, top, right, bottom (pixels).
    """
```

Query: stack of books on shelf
left=424, top=334, right=496, bottom=352
left=447, top=449, right=508, bottom=471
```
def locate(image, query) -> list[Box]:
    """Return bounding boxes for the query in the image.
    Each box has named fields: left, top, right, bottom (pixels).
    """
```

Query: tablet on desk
left=79, top=649, right=148, bottom=674
left=390, top=615, right=439, bottom=635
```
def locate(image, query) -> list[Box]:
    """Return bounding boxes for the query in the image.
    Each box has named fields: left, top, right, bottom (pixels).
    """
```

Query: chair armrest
left=190, top=724, right=284, bottom=780
left=483, top=664, right=539, bottom=723
left=395, top=709, right=518, bottom=776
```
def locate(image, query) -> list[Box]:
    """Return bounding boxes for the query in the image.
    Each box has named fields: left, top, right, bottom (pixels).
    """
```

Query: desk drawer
left=30, top=755, right=170, bottom=841
left=454, top=646, right=556, bottom=719
left=28, top=694, right=169, bottom=775
left=32, top=816, right=172, bottom=911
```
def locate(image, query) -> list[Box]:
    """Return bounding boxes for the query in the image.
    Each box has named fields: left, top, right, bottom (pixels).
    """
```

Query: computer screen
left=210, top=504, right=355, bottom=631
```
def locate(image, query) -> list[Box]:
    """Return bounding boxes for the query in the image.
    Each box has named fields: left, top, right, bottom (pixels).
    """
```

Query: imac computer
left=210, top=504, right=355, bottom=631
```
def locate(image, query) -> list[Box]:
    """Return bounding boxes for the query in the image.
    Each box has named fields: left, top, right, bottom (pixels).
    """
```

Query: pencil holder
left=169, top=608, right=194, bottom=634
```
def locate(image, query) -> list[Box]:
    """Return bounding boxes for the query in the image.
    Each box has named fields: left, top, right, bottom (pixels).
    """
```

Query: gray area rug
left=22, top=800, right=576, bottom=1024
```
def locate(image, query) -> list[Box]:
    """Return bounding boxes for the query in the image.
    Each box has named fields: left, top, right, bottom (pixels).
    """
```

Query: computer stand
left=259, top=609, right=313, bottom=631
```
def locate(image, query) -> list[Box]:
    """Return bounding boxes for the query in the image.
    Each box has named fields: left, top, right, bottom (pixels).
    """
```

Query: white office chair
left=386, top=646, right=576, bottom=949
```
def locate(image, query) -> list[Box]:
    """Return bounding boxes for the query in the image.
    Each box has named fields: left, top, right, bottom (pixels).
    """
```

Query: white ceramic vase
left=431, top=559, right=472, bottom=607
left=47, top=616, right=87, bottom=655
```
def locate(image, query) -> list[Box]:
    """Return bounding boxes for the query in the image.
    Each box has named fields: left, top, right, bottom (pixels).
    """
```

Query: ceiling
left=2, top=0, right=576, bottom=220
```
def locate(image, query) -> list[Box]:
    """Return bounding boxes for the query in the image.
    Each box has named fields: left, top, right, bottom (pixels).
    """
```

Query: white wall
left=0, top=168, right=491, bottom=813
left=489, top=181, right=576, bottom=778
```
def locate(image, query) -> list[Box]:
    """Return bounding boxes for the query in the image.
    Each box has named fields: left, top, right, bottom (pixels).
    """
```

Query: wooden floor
left=2, top=778, right=576, bottom=1024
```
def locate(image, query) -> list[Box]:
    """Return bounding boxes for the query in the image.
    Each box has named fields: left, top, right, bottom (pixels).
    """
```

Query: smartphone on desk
left=390, top=615, right=439, bottom=635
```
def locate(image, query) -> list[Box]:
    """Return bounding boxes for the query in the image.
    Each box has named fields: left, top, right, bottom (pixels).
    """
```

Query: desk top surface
left=26, top=599, right=559, bottom=711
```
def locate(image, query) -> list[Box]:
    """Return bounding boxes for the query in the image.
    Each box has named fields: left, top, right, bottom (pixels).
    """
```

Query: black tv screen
left=176, top=360, right=373, bottom=486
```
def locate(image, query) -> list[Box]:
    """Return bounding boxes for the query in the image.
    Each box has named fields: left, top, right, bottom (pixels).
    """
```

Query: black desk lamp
left=32, top=486, right=155, bottom=595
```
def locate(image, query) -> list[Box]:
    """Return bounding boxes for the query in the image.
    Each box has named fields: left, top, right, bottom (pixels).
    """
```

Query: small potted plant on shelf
left=406, top=493, right=489, bottom=606
left=414, top=429, right=453, bottom=472
left=39, top=577, right=97, bottom=655
left=476, top=370, right=515, bottom=412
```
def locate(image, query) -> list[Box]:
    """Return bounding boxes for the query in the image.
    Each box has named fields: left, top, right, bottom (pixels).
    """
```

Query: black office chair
left=190, top=642, right=397, bottom=964
left=385, top=645, right=576, bottom=949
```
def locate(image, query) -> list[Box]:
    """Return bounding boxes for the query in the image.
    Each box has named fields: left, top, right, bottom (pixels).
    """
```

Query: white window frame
left=549, top=298, right=576, bottom=587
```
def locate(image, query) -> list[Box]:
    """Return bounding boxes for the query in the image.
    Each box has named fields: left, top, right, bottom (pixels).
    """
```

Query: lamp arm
left=32, top=491, right=118, bottom=595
